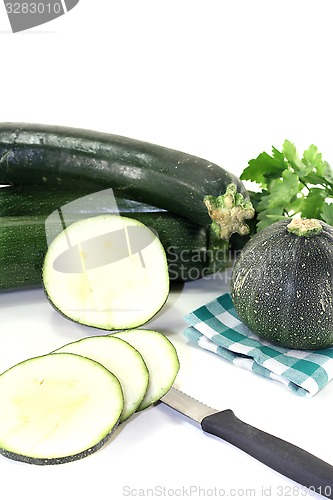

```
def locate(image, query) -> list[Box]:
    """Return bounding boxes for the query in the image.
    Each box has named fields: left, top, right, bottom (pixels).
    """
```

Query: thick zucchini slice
left=111, top=329, right=180, bottom=410
left=42, top=214, right=169, bottom=330
left=0, top=353, right=123, bottom=465
left=53, top=336, right=149, bottom=422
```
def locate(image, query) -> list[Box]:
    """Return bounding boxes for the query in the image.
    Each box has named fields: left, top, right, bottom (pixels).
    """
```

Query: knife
left=160, top=387, right=333, bottom=499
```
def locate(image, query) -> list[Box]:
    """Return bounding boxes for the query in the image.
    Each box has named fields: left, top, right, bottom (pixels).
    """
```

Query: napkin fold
left=184, top=293, right=333, bottom=397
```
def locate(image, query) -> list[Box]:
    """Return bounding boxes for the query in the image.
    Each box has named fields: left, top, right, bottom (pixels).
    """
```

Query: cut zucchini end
left=0, top=353, right=123, bottom=465
left=111, top=329, right=180, bottom=411
left=42, top=214, right=170, bottom=331
left=204, top=183, right=255, bottom=240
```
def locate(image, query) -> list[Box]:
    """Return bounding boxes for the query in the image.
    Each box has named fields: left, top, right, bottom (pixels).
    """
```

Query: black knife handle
left=201, top=410, right=333, bottom=499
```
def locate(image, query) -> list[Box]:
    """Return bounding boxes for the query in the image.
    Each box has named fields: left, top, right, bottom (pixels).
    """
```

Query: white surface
left=1, top=1, right=333, bottom=499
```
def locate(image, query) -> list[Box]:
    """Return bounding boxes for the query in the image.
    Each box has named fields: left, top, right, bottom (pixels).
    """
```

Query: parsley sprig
left=240, top=140, right=333, bottom=231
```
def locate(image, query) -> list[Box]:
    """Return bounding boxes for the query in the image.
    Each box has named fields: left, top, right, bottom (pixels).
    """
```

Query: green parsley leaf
left=302, top=144, right=323, bottom=172
left=321, top=202, right=333, bottom=225
left=241, top=140, right=333, bottom=232
left=299, top=188, right=327, bottom=219
left=282, top=140, right=307, bottom=175
left=256, top=170, right=300, bottom=231
left=240, top=147, right=287, bottom=188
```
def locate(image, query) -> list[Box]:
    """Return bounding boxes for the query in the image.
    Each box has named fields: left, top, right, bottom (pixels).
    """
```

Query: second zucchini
left=0, top=186, right=229, bottom=291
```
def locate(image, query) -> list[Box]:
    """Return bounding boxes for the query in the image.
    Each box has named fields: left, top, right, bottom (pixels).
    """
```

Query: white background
left=0, top=2, right=333, bottom=499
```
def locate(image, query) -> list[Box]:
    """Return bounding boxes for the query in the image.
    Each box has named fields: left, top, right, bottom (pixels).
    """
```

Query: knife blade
left=161, top=387, right=333, bottom=499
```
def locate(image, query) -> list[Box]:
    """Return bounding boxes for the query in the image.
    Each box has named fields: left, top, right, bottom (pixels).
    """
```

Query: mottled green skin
left=230, top=219, right=333, bottom=350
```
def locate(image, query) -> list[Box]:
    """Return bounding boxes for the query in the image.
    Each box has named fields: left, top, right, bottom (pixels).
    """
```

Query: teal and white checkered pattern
left=184, top=293, right=333, bottom=397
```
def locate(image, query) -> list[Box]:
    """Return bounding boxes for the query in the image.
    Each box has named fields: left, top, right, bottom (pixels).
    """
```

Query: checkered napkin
left=184, top=293, right=333, bottom=397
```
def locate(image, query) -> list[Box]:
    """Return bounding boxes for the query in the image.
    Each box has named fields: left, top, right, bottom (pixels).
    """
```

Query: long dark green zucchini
left=0, top=186, right=229, bottom=291
left=0, top=123, right=248, bottom=235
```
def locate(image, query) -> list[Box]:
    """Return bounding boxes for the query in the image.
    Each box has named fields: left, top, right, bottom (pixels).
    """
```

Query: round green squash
left=230, top=217, right=333, bottom=350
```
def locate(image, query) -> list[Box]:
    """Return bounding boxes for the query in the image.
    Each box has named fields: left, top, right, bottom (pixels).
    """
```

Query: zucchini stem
left=204, top=183, right=255, bottom=240
left=286, top=217, right=323, bottom=237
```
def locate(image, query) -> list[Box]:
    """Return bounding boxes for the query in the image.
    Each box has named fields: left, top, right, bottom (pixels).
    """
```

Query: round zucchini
left=230, top=217, right=333, bottom=349
left=0, top=123, right=250, bottom=237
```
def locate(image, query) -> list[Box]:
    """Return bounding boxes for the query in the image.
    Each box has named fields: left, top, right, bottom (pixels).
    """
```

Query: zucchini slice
left=53, top=336, right=149, bottom=422
left=111, top=329, right=180, bottom=410
left=0, top=353, right=123, bottom=465
left=42, top=214, right=169, bottom=330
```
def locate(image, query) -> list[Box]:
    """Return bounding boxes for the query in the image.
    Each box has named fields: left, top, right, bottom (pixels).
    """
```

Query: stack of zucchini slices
left=0, top=329, right=180, bottom=465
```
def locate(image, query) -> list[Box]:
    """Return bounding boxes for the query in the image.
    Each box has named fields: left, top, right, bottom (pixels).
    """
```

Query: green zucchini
left=0, top=185, right=94, bottom=216
left=0, top=215, right=47, bottom=291
left=0, top=123, right=250, bottom=236
left=0, top=186, right=229, bottom=291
